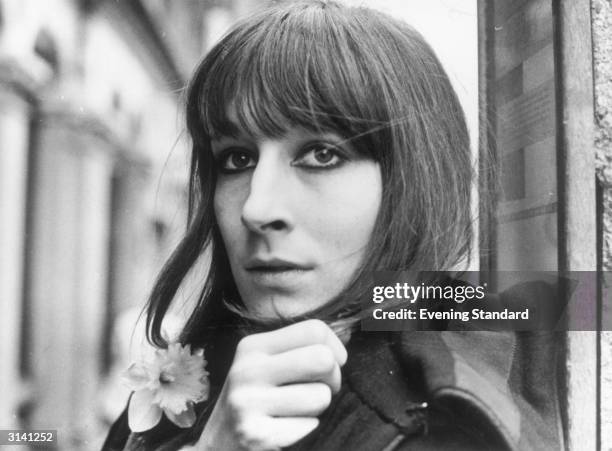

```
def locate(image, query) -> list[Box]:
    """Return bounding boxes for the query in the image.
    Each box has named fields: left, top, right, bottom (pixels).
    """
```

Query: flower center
left=159, top=371, right=176, bottom=384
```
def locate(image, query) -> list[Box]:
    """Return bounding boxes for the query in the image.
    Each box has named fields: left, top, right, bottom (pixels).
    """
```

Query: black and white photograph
left=0, top=0, right=609, bottom=449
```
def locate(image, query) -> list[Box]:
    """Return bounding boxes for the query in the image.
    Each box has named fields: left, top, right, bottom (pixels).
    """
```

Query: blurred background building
left=0, top=0, right=608, bottom=449
left=0, top=0, right=260, bottom=448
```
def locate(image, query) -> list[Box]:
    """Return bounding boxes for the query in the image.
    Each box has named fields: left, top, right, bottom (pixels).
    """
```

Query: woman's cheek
left=306, top=166, right=381, bottom=260
left=214, top=180, right=246, bottom=245
left=321, top=165, right=381, bottom=228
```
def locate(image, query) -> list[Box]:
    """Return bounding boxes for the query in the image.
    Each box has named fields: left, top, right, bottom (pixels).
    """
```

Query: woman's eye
left=294, top=143, right=346, bottom=169
left=217, top=149, right=256, bottom=173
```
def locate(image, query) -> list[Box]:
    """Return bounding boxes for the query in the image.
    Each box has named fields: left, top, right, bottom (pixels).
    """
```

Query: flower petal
left=150, top=342, right=209, bottom=414
left=122, top=363, right=151, bottom=391
left=128, top=390, right=163, bottom=432
left=165, top=404, right=197, bottom=428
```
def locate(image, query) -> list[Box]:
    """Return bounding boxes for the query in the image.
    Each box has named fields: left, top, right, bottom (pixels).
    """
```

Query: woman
left=103, top=1, right=563, bottom=450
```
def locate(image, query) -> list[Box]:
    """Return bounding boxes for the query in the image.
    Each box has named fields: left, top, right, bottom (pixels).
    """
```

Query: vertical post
left=477, top=0, right=497, bottom=278
left=553, top=0, right=598, bottom=449
left=0, top=87, right=32, bottom=429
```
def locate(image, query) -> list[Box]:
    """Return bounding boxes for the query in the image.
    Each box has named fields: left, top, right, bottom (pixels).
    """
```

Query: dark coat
left=102, top=284, right=564, bottom=450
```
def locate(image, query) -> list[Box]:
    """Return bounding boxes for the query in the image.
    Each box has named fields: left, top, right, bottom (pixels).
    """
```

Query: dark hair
left=146, top=0, right=476, bottom=347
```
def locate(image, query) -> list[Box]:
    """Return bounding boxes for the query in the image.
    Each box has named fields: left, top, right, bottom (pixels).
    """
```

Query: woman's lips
left=243, top=256, right=314, bottom=288
left=245, top=266, right=313, bottom=288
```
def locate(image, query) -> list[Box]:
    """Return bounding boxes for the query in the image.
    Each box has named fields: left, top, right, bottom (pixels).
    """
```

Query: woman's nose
left=240, top=144, right=293, bottom=234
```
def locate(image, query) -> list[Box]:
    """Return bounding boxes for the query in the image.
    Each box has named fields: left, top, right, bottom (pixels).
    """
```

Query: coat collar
left=344, top=324, right=563, bottom=451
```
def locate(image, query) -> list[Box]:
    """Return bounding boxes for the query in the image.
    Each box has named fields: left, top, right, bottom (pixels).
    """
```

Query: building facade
left=0, top=0, right=246, bottom=448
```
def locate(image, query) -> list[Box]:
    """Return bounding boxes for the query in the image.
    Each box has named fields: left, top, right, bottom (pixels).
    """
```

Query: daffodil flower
left=123, top=343, right=209, bottom=432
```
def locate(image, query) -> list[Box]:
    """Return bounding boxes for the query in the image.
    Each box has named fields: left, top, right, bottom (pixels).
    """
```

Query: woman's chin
left=241, top=292, right=329, bottom=319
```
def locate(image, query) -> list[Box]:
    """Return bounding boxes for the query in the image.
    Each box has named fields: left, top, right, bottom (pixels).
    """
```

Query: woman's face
left=212, top=118, right=382, bottom=318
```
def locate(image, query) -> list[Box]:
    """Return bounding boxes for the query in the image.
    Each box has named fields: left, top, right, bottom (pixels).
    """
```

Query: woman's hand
left=193, top=319, right=347, bottom=451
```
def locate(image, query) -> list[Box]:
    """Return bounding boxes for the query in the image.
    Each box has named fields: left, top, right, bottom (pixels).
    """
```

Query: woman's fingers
left=265, top=416, right=320, bottom=448
left=229, top=343, right=342, bottom=392
left=228, top=383, right=332, bottom=417
left=236, top=415, right=320, bottom=450
left=235, top=319, right=347, bottom=365
left=205, top=320, right=347, bottom=450
left=267, top=344, right=342, bottom=391
left=265, top=383, right=332, bottom=416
